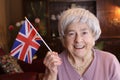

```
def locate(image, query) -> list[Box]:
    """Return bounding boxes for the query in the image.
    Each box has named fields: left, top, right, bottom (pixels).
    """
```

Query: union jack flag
left=10, top=20, right=42, bottom=64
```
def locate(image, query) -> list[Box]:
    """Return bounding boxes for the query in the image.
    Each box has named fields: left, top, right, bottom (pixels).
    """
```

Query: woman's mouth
left=74, top=44, right=85, bottom=49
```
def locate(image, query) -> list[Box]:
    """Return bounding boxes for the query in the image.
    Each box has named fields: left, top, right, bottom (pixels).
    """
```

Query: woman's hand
left=43, top=51, right=62, bottom=80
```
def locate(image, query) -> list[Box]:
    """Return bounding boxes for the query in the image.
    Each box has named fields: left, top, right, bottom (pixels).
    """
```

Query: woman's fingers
left=43, top=51, right=62, bottom=73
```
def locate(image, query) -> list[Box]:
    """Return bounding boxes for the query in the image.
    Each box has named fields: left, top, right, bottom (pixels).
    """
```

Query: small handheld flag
left=25, top=17, right=52, bottom=52
left=10, top=17, right=52, bottom=64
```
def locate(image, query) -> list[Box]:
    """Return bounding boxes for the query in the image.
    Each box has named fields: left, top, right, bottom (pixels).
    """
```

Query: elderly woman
left=43, top=8, right=120, bottom=80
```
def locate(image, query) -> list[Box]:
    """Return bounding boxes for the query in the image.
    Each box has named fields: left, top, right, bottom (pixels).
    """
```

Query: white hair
left=58, top=8, right=101, bottom=44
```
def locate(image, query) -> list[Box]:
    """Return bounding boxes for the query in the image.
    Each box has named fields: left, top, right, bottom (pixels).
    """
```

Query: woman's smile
left=74, top=44, right=85, bottom=49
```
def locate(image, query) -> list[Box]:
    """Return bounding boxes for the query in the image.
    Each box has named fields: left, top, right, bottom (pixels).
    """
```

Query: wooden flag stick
left=25, top=17, right=52, bottom=52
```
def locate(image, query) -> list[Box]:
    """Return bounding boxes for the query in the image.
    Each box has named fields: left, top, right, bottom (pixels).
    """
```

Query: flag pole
left=25, top=17, right=52, bottom=52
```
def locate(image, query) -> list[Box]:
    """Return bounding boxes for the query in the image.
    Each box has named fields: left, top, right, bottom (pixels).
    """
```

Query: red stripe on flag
left=16, top=29, right=39, bottom=60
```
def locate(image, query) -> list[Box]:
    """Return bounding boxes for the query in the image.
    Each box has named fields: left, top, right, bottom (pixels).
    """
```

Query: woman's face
left=64, top=22, right=95, bottom=58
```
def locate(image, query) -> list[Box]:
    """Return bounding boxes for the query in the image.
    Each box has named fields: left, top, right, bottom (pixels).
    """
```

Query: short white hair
left=58, top=8, right=101, bottom=43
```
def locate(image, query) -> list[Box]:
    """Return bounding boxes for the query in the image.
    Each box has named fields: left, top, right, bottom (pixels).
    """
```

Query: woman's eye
left=82, top=31, right=88, bottom=35
left=68, top=32, right=75, bottom=35
left=67, top=32, right=76, bottom=37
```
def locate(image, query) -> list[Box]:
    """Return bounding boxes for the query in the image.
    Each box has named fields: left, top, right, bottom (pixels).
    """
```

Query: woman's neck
left=67, top=50, right=94, bottom=76
left=68, top=50, right=93, bottom=65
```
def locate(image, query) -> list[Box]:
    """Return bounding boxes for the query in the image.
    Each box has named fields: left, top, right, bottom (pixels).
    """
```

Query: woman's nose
left=75, top=34, right=83, bottom=43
